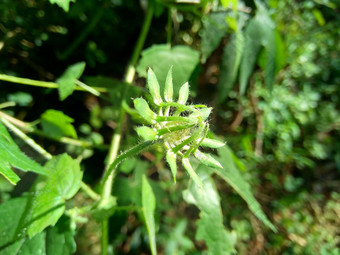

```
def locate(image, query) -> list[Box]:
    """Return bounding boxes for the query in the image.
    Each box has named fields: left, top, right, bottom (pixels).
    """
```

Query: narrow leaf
left=194, top=150, right=223, bottom=169
left=133, top=98, right=156, bottom=124
left=201, top=138, right=225, bottom=148
left=182, top=158, right=203, bottom=189
left=0, top=122, right=46, bottom=185
left=183, top=169, right=236, bottom=254
left=190, top=107, right=212, bottom=121
left=215, top=146, right=277, bottom=232
left=147, top=68, right=163, bottom=105
left=142, top=175, right=157, bottom=255
left=136, top=126, right=158, bottom=141
left=164, top=67, right=173, bottom=102
left=177, top=82, right=189, bottom=105
left=166, top=150, right=177, bottom=183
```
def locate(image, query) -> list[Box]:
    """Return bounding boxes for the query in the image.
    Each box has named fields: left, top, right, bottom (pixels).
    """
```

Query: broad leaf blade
left=183, top=169, right=236, bottom=255
left=57, top=62, right=86, bottom=100
left=136, top=44, right=200, bottom=97
left=48, top=0, right=76, bottom=12
left=0, top=122, right=46, bottom=185
left=28, top=154, right=82, bottom=237
left=41, top=109, right=77, bottom=139
left=215, top=146, right=277, bottom=232
left=142, top=175, right=157, bottom=255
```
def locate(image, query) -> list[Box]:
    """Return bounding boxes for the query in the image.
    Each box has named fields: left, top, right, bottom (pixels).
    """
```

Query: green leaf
left=0, top=198, right=75, bottom=255
left=189, top=107, right=212, bottom=121
left=218, top=32, right=244, bottom=102
left=164, top=67, right=173, bottom=102
left=28, top=154, right=82, bottom=237
left=0, top=122, right=46, bottom=185
left=136, top=44, right=200, bottom=97
left=194, top=150, right=223, bottom=169
left=142, top=175, right=157, bottom=255
left=239, top=1, right=276, bottom=95
left=48, top=0, right=76, bottom=12
left=136, top=126, right=158, bottom=141
left=200, top=12, right=229, bottom=63
left=166, top=150, right=177, bottom=183
left=41, top=109, right=77, bottom=139
left=147, top=68, right=163, bottom=105
left=182, top=158, right=203, bottom=189
left=215, top=146, right=277, bottom=232
left=57, top=62, right=86, bottom=100
left=183, top=169, right=236, bottom=255
left=177, top=82, right=189, bottom=105
left=201, top=138, right=225, bottom=148
left=133, top=98, right=156, bottom=124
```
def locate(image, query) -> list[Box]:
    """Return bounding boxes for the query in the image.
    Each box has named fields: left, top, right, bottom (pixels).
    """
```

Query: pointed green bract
left=182, top=158, right=203, bottom=189
left=142, top=175, right=157, bottom=255
left=190, top=107, right=212, bottom=121
left=147, top=68, right=163, bottom=105
left=136, top=126, right=158, bottom=141
left=177, top=82, right=189, bottom=105
left=166, top=150, right=177, bottom=183
left=133, top=98, right=156, bottom=124
left=201, top=138, right=225, bottom=148
left=195, top=150, right=223, bottom=169
left=164, top=67, right=173, bottom=102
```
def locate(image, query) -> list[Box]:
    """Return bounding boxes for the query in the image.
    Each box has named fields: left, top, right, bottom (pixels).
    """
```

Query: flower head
left=134, top=67, right=225, bottom=188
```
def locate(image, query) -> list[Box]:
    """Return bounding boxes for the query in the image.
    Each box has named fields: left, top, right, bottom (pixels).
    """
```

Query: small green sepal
left=194, top=150, right=223, bottom=169
left=133, top=98, right=156, bottom=124
left=136, top=126, right=158, bottom=141
left=201, top=138, right=225, bottom=148
left=182, top=157, right=203, bottom=189
left=177, top=82, right=189, bottom=105
left=166, top=150, right=177, bottom=183
left=147, top=68, right=163, bottom=105
left=164, top=67, right=173, bottom=102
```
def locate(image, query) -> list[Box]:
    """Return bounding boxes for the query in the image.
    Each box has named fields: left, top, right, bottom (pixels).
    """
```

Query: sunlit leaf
left=177, top=82, right=190, bottom=105
left=48, top=0, right=76, bottom=12
left=136, top=126, right=158, bottom=141
left=133, top=98, right=156, bottom=124
left=147, top=68, right=163, bottom=105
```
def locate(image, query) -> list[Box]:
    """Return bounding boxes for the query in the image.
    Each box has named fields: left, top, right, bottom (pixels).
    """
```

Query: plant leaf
left=215, top=146, right=277, bottom=232
left=182, top=158, right=203, bottom=189
left=201, top=138, right=225, bottom=148
left=166, top=150, right=177, bottom=183
left=142, top=175, right=157, bottom=255
left=239, top=1, right=276, bottom=95
left=147, top=68, right=163, bottom=105
left=177, top=82, right=189, bottom=105
left=136, top=44, right=199, bottom=97
left=194, top=150, right=223, bottom=169
left=28, top=154, right=83, bottom=237
left=0, top=122, right=46, bottom=185
left=48, top=0, right=76, bottom=12
left=41, top=109, right=77, bottom=139
left=183, top=169, right=236, bottom=255
left=133, top=98, right=156, bottom=124
left=57, top=62, right=86, bottom=100
left=164, top=67, right=173, bottom=102
left=136, top=126, right=158, bottom=141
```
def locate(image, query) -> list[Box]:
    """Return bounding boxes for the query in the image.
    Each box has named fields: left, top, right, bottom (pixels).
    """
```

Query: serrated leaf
left=200, top=12, right=229, bottom=63
left=142, top=175, right=157, bottom=255
left=0, top=122, right=46, bottom=185
left=182, top=158, right=203, bottom=189
left=147, top=68, right=163, bottom=105
left=183, top=169, right=236, bottom=255
left=57, top=62, right=86, bottom=100
left=194, top=150, right=223, bottom=169
left=177, top=82, right=189, bottom=105
left=28, top=154, right=82, bottom=237
left=133, top=98, right=156, bottom=124
left=215, top=146, right=277, bottom=232
left=166, top=150, right=177, bottom=183
left=48, top=0, right=76, bottom=12
left=164, top=67, right=173, bottom=102
left=239, top=1, right=276, bottom=95
left=218, top=32, right=244, bottom=102
left=136, top=126, right=158, bottom=141
left=41, top=109, right=77, bottom=139
left=136, top=44, right=199, bottom=97
left=201, top=138, right=225, bottom=148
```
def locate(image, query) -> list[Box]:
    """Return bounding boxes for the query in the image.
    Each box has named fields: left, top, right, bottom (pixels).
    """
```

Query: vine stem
left=99, top=3, right=154, bottom=255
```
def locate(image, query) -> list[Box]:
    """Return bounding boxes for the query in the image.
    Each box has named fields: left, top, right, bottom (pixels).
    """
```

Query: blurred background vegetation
left=0, top=0, right=339, bottom=254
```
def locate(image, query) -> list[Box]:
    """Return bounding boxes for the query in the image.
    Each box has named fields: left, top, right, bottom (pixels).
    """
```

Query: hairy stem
left=99, top=3, right=154, bottom=255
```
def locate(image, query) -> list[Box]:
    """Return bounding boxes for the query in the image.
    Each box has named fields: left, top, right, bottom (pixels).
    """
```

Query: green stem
left=99, top=3, right=154, bottom=255
left=0, top=74, right=107, bottom=93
